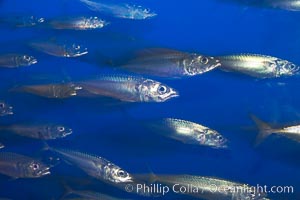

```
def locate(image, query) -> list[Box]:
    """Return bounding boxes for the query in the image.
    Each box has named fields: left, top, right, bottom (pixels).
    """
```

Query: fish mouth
left=30, top=59, right=38, bottom=65
left=63, top=129, right=73, bottom=137
left=164, top=89, right=179, bottom=101
left=38, top=167, right=51, bottom=176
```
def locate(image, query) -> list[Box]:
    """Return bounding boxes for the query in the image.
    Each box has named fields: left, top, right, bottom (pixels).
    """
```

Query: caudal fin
left=250, top=114, right=274, bottom=146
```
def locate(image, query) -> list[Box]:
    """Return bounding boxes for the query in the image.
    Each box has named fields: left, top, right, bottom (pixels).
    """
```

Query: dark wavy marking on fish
left=76, top=74, right=179, bottom=102
left=0, top=54, right=37, bottom=68
left=120, top=48, right=221, bottom=78
left=78, top=0, right=157, bottom=20
left=0, top=101, right=13, bottom=116
left=12, top=83, right=82, bottom=98
left=0, top=152, right=50, bottom=178
left=145, top=118, right=228, bottom=148
left=217, top=54, right=299, bottom=78
left=0, top=124, right=72, bottom=140
left=29, top=40, right=88, bottom=57
left=47, top=16, right=109, bottom=30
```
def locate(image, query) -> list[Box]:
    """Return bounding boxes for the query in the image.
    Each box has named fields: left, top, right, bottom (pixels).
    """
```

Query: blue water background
left=0, top=0, right=299, bottom=199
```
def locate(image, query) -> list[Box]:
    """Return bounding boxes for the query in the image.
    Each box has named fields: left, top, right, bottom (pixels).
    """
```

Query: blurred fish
left=217, top=54, right=299, bottom=78
left=79, top=0, right=156, bottom=20
left=0, top=124, right=72, bottom=140
left=77, top=75, right=179, bottom=102
left=119, top=48, right=221, bottom=78
left=29, top=40, right=88, bottom=57
left=0, top=15, right=44, bottom=27
left=140, top=174, right=267, bottom=200
left=0, top=152, right=50, bottom=178
left=0, top=143, right=4, bottom=149
left=251, top=114, right=300, bottom=145
left=47, top=16, right=109, bottom=30
left=12, top=83, right=82, bottom=98
left=0, top=54, right=37, bottom=68
left=223, top=0, right=300, bottom=11
left=0, top=101, right=13, bottom=116
left=146, top=118, right=228, bottom=148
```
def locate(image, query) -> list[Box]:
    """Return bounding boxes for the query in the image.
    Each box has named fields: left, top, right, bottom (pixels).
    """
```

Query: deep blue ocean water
left=0, top=0, right=300, bottom=199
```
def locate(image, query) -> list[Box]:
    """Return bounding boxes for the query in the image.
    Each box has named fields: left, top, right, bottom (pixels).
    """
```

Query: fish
left=77, top=75, right=179, bottom=102
left=146, top=118, right=228, bottom=148
left=251, top=114, right=300, bottom=145
left=0, top=152, right=50, bottom=178
left=79, top=0, right=156, bottom=20
left=223, top=0, right=300, bottom=11
left=217, top=54, right=299, bottom=78
left=12, top=83, right=82, bottom=98
left=140, top=174, right=267, bottom=200
left=0, top=54, right=37, bottom=68
left=0, top=143, right=4, bottom=149
left=29, top=40, right=88, bottom=57
left=44, top=146, right=150, bottom=196
left=0, top=15, right=44, bottom=27
left=0, top=101, right=13, bottom=116
left=47, top=16, right=109, bottom=30
left=0, top=124, right=72, bottom=140
left=119, top=48, right=221, bottom=78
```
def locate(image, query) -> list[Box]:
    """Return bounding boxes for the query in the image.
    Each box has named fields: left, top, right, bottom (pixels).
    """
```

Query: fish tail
left=42, top=141, right=51, bottom=151
left=250, top=114, right=274, bottom=146
left=146, top=164, right=158, bottom=183
left=58, top=181, right=74, bottom=200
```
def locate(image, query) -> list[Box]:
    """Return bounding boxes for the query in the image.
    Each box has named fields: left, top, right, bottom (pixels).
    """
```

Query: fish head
left=185, top=55, right=221, bottom=75
left=17, top=55, right=38, bottom=66
left=138, top=80, right=179, bottom=102
left=85, top=17, right=108, bottom=29
left=0, top=102, right=13, bottom=116
left=23, top=160, right=51, bottom=178
left=194, top=128, right=228, bottom=148
left=15, top=16, right=44, bottom=27
left=64, top=43, right=88, bottom=57
left=108, top=166, right=133, bottom=183
left=278, top=60, right=300, bottom=76
left=48, top=125, right=73, bottom=139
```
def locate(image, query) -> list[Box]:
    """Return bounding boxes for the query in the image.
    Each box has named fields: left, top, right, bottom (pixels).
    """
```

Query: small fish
left=0, top=143, right=4, bottom=149
left=0, top=152, right=50, bottom=178
left=0, top=101, right=13, bottom=116
left=29, top=40, right=88, bottom=57
left=146, top=118, right=228, bottom=148
left=0, top=124, right=72, bottom=140
left=79, top=0, right=156, bottom=20
left=48, top=16, right=109, bottom=30
left=217, top=54, right=299, bottom=78
left=120, top=48, right=221, bottom=78
left=13, top=83, right=82, bottom=98
left=251, top=114, right=300, bottom=145
left=0, top=15, right=44, bottom=27
left=77, top=75, right=179, bottom=102
left=0, top=54, right=37, bottom=68
left=142, top=174, right=267, bottom=200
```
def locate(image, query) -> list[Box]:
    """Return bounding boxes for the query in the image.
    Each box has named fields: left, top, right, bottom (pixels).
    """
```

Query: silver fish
left=144, top=174, right=267, bottom=200
left=217, top=54, right=299, bottom=78
left=79, top=0, right=156, bottom=20
left=0, top=152, right=50, bottom=178
left=0, top=143, right=4, bottom=149
left=13, top=83, right=82, bottom=98
left=0, top=124, right=72, bottom=140
left=48, top=16, right=109, bottom=30
left=0, top=101, right=13, bottom=116
left=251, top=114, right=300, bottom=145
left=147, top=118, right=228, bottom=148
left=77, top=75, right=179, bottom=102
left=0, top=15, right=44, bottom=27
left=120, top=48, right=221, bottom=78
left=30, top=40, right=88, bottom=57
left=0, top=54, right=37, bottom=68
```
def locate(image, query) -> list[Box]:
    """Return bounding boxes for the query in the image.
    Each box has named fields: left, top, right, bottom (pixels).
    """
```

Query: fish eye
left=158, top=85, right=167, bottom=94
left=73, top=44, right=81, bottom=50
left=23, top=55, right=30, bottom=61
left=200, top=57, right=209, bottom=64
left=31, top=163, right=40, bottom=170
left=117, top=170, right=126, bottom=177
left=289, top=64, right=297, bottom=71
left=57, top=126, right=65, bottom=132
left=0, top=103, right=4, bottom=108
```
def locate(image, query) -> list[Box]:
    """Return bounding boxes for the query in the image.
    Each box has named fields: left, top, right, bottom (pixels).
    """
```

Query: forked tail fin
left=250, top=114, right=274, bottom=146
